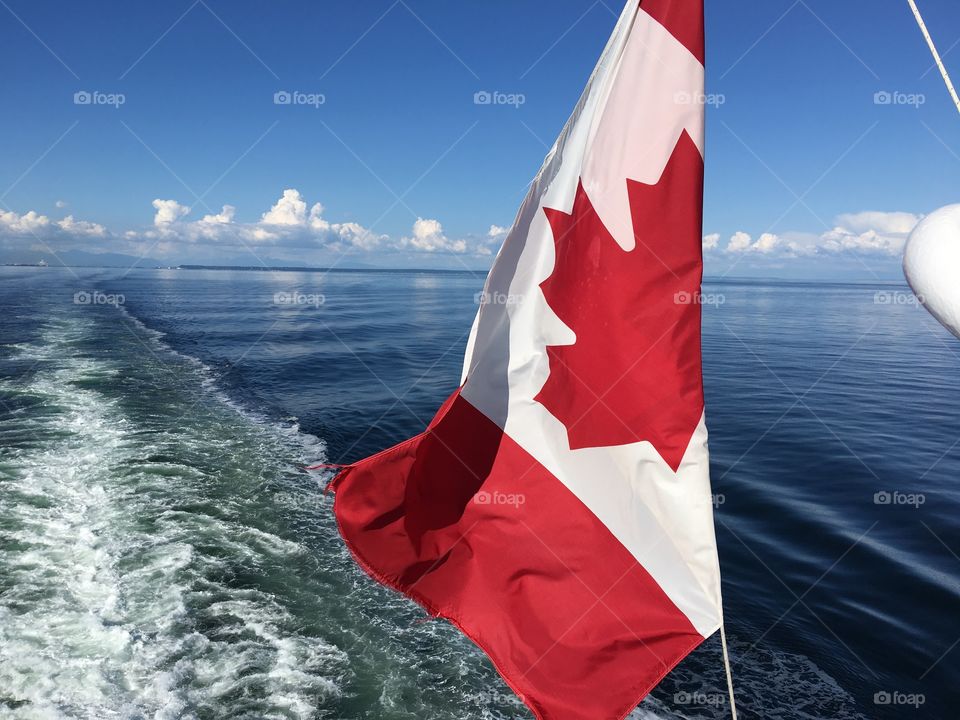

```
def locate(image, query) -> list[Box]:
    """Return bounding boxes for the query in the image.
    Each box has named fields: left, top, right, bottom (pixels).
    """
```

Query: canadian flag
left=329, top=1, right=723, bottom=718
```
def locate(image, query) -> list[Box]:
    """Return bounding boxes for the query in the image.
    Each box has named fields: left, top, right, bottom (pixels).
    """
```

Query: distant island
left=3, top=259, right=48, bottom=267
left=0, top=250, right=484, bottom=274
left=175, top=264, right=477, bottom=274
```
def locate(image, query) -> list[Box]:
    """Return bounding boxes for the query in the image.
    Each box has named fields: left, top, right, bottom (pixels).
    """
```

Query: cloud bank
left=0, top=189, right=502, bottom=265
left=703, top=211, right=922, bottom=259
left=1, top=209, right=106, bottom=238
left=0, top=193, right=921, bottom=275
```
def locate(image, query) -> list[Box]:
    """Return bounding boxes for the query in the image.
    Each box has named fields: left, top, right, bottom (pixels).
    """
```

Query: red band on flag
left=640, top=0, right=705, bottom=64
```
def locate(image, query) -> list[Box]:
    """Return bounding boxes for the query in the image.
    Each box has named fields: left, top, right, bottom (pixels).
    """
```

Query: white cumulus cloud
left=0, top=189, right=540, bottom=262
left=0, top=210, right=51, bottom=234
left=200, top=205, right=236, bottom=224
left=709, top=211, right=922, bottom=261
left=403, top=218, right=467, bottom=253
left=726, top=231, right=752, bottom=253
left=57, top=215, right=106, bottom=237
left=753, top=232, right=781, bottom=254
left=834, top=211, right=921, bottom=237
left=261, top=189, right=309, bottom=226
left=152, top=199, right=190, bottom=226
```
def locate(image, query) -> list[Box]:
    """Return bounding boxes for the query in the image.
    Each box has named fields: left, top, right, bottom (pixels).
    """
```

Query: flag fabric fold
left=329, top=1, right=722, bottom=718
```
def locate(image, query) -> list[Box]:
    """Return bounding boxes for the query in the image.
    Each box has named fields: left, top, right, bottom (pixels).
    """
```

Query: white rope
left=907, top=0, right=960, bottom=115
left=720, top=623, right=740, bottom=720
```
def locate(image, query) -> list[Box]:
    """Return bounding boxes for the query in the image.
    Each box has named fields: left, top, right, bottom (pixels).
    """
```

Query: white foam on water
left=0, top=316, right=344, bottom=719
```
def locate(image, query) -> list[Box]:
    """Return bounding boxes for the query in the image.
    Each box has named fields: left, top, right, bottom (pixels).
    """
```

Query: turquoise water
left=0, top=266, right=956, bottom=719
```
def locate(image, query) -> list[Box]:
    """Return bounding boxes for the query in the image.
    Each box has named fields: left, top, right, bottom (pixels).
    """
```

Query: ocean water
left=0, top=266, right=956, bottom=720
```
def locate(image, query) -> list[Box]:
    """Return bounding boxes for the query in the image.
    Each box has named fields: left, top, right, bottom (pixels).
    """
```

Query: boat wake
left=0, top=312, right=344, bottom=719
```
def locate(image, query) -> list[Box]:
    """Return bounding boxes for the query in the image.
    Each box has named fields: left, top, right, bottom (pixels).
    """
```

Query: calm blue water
left=0, top=266, right=957, bottom=719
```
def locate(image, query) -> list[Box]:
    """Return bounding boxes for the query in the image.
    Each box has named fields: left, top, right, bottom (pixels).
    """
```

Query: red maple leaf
left=535, top=131, right=705, bottom=471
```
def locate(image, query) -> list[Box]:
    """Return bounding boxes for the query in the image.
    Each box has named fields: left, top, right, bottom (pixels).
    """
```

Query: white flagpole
left=907, top=0, right=960, bottom=116
left=720, top=623, right=740, bottom=720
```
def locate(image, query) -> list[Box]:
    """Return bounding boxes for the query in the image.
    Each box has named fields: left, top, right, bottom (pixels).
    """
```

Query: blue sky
left=1, top=0, right=959, bottom=278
